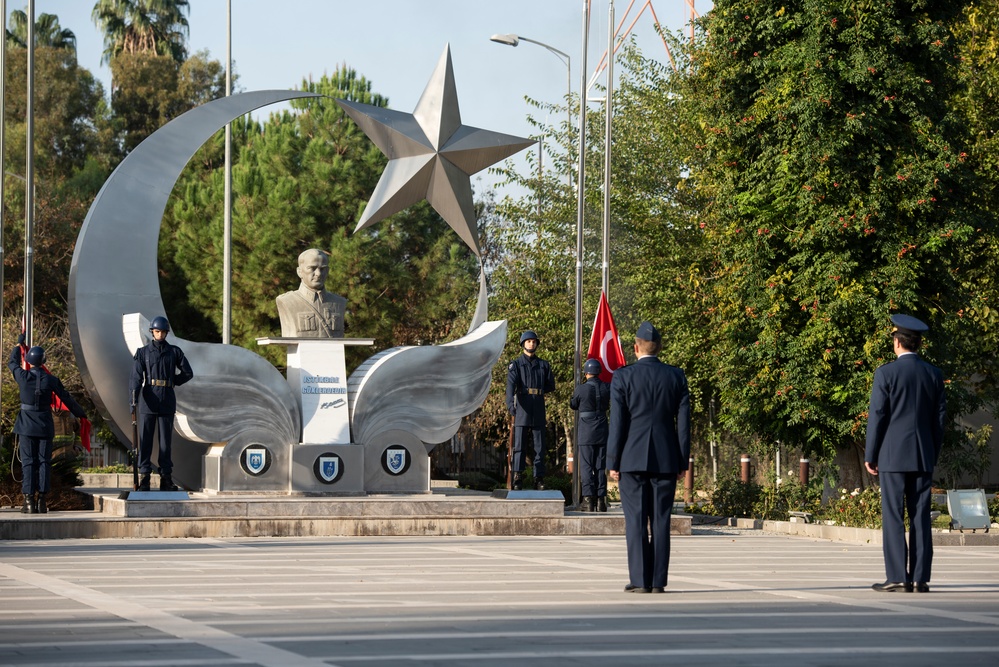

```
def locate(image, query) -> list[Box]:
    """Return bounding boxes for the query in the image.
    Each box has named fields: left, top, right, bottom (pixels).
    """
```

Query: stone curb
left=689, top=513, right=997, bottom=545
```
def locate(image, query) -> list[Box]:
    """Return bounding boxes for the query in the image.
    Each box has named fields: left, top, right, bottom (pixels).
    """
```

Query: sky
left=22, top=0, right=702, bottom=196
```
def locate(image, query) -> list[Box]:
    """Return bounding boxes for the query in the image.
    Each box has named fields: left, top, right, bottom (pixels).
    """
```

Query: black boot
left=597, top=496, right=607, bottom=512
left=587, top=496, right=597, bottom=512
left=512, top=473, right=523, bottom=491
left=536, top=477, right=545, bottom=491
left=138, top=474, right=151, bottom=492
left=159, top=474, right=179, bottom=491
left=21, top=494, right=36, bottom=514
left=581, top=496, right=594, bottom=512
left=36, top=494, right=47, bottom=514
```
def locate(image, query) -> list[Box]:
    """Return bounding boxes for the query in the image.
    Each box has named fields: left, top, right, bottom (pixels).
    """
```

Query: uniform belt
left=578, top=410, right=601, bottom=418
left=524, top=388, right=542, bottom=395
left=20, top=403, right=46, bottom=411
left=149, top=379, right=173, bottom=387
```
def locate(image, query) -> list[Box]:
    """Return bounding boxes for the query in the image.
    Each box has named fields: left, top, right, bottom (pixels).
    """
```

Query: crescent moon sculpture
left=68, top=91, right=319, bottom=486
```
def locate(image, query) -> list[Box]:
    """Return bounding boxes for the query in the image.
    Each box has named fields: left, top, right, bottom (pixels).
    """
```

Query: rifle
left=506, top=415, right=514, bottom=490
left=131, top=409, right=139, bottom=491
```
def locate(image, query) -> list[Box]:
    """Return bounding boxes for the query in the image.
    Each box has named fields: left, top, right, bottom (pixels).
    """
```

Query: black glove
left=16, top=333, right=25, bottom=346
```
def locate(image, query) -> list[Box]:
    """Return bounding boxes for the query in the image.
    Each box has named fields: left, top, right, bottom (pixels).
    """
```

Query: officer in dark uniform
left=8, top=344, right=87, bottom=514
left=866, top=314, right=946, bottom=593
left=506, top=330, right=556, bottom=490
left=571, top=358, right=610, bottom=512
left=129, top=316, right=194, bottom=491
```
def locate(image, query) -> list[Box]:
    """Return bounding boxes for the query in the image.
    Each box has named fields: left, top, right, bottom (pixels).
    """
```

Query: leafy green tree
left=6, top=10, right=76, bottom=51
left=2, top=43, right=109, bottom=315
left=675, top=0, right=996, bottom=481
left=159, top=67, right=480, bottom=368
left=92, top=0, right=190, bottom=65
left=108, top=48, right=228, bottom=154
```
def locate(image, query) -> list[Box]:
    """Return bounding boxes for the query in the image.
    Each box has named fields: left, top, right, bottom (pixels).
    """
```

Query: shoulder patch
left=508, top=362, right=515, bottom=370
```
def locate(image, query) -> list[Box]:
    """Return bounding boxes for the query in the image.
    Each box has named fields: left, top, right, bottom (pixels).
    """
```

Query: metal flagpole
left=222, top=0, right=233, bottom=344
left=602, top=0, right=614, bottom=295
left=1, top=0, right=7, bottom=433
left=23, top=0, right=34, bottom=346
left=572, top=0, right=590, bottom=509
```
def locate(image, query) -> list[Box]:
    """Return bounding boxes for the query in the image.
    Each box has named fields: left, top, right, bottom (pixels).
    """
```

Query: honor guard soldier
left=506, top=330, right=556, bottom=490
left=571, top=358, right=610, bottom=511
left=8, top=342, right=87, bottom=513
left=129, top=316, right=194, bottom=491
left=866, top=314, right=946, bottom=593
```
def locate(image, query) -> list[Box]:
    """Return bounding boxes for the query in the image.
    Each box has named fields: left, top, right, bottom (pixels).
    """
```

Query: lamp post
left=491, top=28, right=580, bottom=496
left=489, top=33, right=572, bottom=192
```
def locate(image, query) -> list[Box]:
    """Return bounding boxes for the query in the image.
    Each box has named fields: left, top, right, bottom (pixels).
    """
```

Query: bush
left=753, top=476, right=822, bottom=521
left=819, top=486, right=883, bottom=529
left=990, top=495, right=999, bottom=524
left=711, top=472, right=759, bottom=518
left=81, top=464, right=131, bottom=474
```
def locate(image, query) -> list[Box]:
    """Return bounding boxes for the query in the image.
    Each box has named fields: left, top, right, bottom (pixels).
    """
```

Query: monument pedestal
left=257, top=337, right=375, bottom=493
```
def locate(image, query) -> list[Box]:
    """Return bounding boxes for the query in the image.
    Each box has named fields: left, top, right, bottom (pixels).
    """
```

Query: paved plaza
left=1, top=528, right=997, bottom=666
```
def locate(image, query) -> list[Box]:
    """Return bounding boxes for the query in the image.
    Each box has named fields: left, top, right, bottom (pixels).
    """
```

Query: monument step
left=0, top=487, right=693, bottom=540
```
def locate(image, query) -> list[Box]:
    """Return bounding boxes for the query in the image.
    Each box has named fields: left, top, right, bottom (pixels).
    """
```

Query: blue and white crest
left=384, top=446, right=409, bottom=476
left=319, top=455, right=340, bottom=482
left=243, top=447, right=268, bottom=476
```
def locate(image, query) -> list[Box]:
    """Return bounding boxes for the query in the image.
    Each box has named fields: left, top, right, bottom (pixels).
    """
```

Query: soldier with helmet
left=571, top=358, right=610, bottom=511
left=8, top=342, right=87, bottom=513
left=129, top=316, right=194, bottom=491
left=506, top=330, right=556, bottom=490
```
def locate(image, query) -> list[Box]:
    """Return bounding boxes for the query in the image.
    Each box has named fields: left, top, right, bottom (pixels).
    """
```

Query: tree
left=92, top=0, right=190, bottom=66
left=107, top=48, right=228, bottom=154
left=674, top=0, right=997, bottom=481
left=5, top=10, right=77, bottom=51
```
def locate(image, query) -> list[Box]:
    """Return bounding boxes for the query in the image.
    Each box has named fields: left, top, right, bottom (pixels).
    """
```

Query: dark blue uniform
left=866, top=352, right=946, bottom=587
left=8, top=347, right=86, bottom=496
left=129, top=340, right=193, bottom=476
left=608, top=355, right=690, bottom=591
left=506, top=353, right=555, bottom=478
left=570, top=377, right=609, bottom=499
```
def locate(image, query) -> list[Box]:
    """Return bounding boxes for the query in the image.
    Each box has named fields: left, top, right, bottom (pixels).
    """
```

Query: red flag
left=586, top=291, right=626, bottom=384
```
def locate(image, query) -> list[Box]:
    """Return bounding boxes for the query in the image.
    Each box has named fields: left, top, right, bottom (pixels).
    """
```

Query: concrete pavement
left=1, top=528, right=997, bottom=666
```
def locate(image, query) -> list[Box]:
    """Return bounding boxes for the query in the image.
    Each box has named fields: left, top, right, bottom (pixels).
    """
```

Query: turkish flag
left=586, top=291, right=626, bottom=384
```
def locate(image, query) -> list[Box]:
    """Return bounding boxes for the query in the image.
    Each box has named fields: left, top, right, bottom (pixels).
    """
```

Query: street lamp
left=489, top=33, right=572, bottom=191
left=492, top=29, right=581, bottom=502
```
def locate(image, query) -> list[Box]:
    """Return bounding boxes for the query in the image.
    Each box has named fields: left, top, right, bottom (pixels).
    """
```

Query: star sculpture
left=336, top=45, right=535, bottom=257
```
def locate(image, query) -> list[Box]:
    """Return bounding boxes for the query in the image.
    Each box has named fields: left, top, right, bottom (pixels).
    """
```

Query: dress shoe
left=651, top=587, right=665, bottom=594
left=159, top=475, right=179, bottom=491
left=872, top=581, right=912, bottom=593
left=35, top=494, right=47, bottom=514
left=597, top=497, right=607, bottom=512
left=21, top=495, right=36, bottom=514
left=536, top=478, right=545, bottom=491
left=512, top=474, right=523, bottom=491
left=138, top=474, right=151, bottom=492
left=915, top=583, right=930, bottom=593
left=624, top=585, right=651, bottom=594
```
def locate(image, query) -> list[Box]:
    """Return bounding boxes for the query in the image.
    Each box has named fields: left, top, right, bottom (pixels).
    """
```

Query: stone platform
left=0, top=481, right=693, bottom=540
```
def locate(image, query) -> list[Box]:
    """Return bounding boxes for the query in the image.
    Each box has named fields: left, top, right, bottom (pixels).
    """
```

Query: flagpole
left=602, top=0, right=614, bottom=295
left=222, top=0, right=233, bottom=344
left=23, top=0, right=35, bottom=346
left=572, top=0, right=591, bottom=507
left=0, top=0, right=7, bottom=440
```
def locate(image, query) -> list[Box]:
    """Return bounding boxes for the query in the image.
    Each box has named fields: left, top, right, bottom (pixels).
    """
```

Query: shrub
left=711, top=472, right=759, bottom=518
left=753, top=476, right=822, bottom=521
left=819, top=486, right=883, bottom=529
